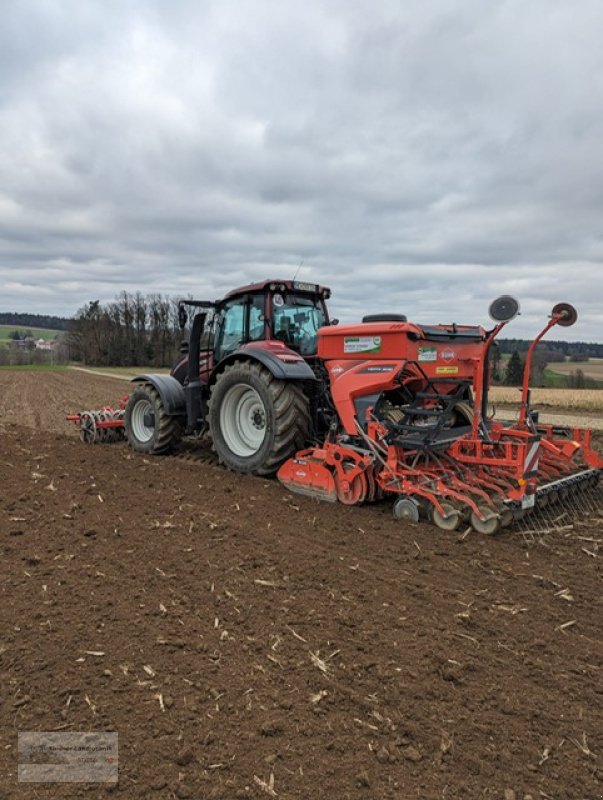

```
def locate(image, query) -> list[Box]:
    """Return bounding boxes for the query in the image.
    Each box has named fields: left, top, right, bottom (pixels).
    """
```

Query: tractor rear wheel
left=208, top=360, right=310, bottom=476
left=125, top=384, right=183, bottom=454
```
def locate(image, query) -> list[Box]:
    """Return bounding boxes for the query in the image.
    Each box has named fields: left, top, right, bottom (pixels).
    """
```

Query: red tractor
left=69, top=281, right=602, bottom=535
left=112, top=280, right=332, bottom=474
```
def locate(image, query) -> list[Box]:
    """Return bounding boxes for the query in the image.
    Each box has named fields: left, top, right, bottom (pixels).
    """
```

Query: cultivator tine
left=514, top=506, right=547, bottom=544
left=584, top=482, right=603, bottom=515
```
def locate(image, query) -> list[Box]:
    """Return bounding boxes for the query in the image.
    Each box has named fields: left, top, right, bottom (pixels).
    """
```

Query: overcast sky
left=0, top=0, right=602, bottom=340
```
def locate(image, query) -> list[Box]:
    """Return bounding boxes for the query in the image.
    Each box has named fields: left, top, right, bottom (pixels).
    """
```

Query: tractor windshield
left=272, top=293, right=326, bottom=355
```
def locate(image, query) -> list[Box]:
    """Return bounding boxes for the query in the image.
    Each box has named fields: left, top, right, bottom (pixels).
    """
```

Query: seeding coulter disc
left=499, top=507, right=514, bottom=528
left=393, top=497, right=420, bottom=523
left=470, top=505, right=501, bottom=535
left=431, top=502, right=462, bottom=532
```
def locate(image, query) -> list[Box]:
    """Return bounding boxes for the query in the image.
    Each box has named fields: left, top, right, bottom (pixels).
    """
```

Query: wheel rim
left=432, top=502, right=461, bottom=531
left=220, top=384, right=267, bottom=457
left=130, top=399, right=154, bottom=443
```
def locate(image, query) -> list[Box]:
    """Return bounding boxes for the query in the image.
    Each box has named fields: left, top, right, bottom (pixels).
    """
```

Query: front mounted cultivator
left=66, top=278, right=601, bottom=536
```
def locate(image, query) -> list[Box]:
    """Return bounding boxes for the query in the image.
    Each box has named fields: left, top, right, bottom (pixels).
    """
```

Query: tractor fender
left=212, top=348, right=317, bottom=382
left=131, top=374, right=186, bottom=416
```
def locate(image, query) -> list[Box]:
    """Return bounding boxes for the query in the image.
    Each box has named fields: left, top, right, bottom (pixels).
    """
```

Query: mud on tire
left=208, top=360, right=310, bottom=476
left=125, top=383, right=183, bottom=455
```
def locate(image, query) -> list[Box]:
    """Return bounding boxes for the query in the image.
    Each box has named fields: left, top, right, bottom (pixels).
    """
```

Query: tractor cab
left=173, top=280, right=331, bottom=385
left=213, top=280, right=331, bottom=360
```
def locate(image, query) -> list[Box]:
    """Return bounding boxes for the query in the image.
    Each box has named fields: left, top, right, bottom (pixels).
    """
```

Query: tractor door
left=213, top=294, right=267, bottom=362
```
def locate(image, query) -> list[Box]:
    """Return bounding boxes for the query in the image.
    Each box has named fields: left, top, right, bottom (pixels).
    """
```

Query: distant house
left=35, top=338, right=55, bottom=351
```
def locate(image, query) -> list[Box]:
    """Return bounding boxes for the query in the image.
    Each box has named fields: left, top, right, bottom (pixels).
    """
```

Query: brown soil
left=0, top=370, right=601, bottom=800
left=0, top=369, right=130, bottom=436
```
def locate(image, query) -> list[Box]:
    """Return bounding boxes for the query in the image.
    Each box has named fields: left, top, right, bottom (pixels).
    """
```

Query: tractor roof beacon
left=68, top=282, right=603, bottom=536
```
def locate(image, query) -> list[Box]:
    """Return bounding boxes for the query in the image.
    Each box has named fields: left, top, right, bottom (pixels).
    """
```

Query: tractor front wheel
left=125, top=384, right=183, bottom=454
left=208, top=361, right=310, bottom=476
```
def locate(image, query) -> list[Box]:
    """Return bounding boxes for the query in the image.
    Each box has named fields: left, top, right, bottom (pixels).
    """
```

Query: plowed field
left=0, top=370, right=601, bottom=800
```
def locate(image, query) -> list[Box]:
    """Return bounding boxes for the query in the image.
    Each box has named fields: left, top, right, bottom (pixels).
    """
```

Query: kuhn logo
left=440, top=348, right=456, bottom=362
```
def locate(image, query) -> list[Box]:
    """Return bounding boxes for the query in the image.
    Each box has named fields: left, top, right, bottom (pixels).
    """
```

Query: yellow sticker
left=436, top=366, right=459, bottom=375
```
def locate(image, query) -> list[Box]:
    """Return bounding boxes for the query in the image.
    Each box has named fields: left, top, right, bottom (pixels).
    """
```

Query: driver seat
left=276, top=318, right=295, bottom=346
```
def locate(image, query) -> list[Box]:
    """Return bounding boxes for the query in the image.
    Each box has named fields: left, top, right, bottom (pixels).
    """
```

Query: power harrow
left=67, top=281, right=602, bottom=537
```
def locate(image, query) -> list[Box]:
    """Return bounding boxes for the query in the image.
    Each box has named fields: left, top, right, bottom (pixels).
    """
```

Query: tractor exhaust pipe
left=185, top=311, right=207, bottom=431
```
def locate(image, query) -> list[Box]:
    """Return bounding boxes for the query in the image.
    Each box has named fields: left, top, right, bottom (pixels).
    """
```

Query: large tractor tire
left=125, top=383, right=183, bottom=455
left=208, top=360, right=310, bottom=476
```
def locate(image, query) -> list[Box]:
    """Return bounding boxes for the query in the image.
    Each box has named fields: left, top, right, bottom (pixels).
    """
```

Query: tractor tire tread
left=125, top=384, right=183, bottom=455
left=208, top=361, right=310, bottom=476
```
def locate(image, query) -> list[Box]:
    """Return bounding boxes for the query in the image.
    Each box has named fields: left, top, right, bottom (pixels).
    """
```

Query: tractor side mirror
left=330, top=318, right=339, bottom=325
left=178, top=305, right=188, bottom=330
left=488, top=295, right=520, bottom=323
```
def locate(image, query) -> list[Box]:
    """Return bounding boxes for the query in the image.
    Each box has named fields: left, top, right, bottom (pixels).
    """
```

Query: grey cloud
left=0, top=0, right=602, bottom=340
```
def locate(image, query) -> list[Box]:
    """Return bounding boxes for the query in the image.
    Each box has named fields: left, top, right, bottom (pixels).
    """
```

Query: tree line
left=497, top=338, right=603, bottom=359
left=67, top=293, right=185, bottom=367
left=0, top=312, right=69, bottom=330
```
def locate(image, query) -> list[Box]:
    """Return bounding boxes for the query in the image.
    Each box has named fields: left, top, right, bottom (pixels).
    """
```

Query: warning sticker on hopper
left=344, top=336, right=382, bottom=354
left=418, top=346, right=437, bottom=362
left=436, top=366, right=459, bottom=375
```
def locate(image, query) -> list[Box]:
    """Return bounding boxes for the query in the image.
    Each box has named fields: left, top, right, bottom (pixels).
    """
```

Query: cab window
left=214, top=295, right=266, bottom=361
left=249, top=295, right=266, bottom=342
left=272, top=293, right=326, bottom=355
left=214, top=300, right=245, bottom=360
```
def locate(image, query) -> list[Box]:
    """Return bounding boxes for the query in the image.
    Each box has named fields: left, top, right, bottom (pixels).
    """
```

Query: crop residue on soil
left=0, top=369, right=601, bottom=799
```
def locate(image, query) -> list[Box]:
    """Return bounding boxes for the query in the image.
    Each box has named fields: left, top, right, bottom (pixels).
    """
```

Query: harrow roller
left=67, top=407, right=126, bottom=445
